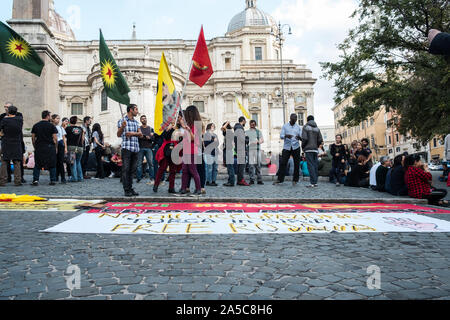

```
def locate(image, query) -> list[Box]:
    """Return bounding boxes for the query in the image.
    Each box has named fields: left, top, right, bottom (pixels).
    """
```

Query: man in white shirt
left=370, top=161, right=382, bottom=190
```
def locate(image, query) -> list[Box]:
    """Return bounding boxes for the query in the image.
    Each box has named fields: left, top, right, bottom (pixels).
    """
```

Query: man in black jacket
left=0, top=102, right=26, bottom=183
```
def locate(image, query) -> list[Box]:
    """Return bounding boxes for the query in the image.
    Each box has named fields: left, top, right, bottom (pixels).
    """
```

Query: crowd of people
left=0, top=102, right=448, bottom=206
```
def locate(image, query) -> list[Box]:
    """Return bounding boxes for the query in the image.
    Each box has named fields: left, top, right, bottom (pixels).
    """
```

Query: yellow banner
left=154, top=52, right=180, bottom=135
left=236, top=97, right=251, bottom=119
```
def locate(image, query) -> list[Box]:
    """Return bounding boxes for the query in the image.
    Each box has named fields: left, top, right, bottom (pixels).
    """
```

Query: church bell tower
left=0, top=0, right=63, bottom=129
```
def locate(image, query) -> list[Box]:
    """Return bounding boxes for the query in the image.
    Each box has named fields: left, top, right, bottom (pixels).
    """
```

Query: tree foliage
left=321, top=0, right=449, bottom=143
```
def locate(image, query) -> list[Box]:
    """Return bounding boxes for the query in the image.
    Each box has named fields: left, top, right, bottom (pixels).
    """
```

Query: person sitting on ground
left=375, top=156, right=391, bottom=192
left=405, top=155, right=448, bottom=207
left=110, top=150, right=123, bottom=178
left=346, top=155, right=370, bottom=188
left=439, top=163, right=449, bottom=182
left=389, top=154, right=408, bottom=197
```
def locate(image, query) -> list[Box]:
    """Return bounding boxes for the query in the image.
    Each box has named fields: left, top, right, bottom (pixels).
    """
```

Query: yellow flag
left=154, top=52, right=180, bottom=135
left=236, top=97, right=251, bottom=119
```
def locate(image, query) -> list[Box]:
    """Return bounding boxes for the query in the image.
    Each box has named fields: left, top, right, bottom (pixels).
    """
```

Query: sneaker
left=186, top=188, right=191, bottom=193
left=131, top=190, right=139, bottom=196
left=49, top=182, right=56, bottom=186
left=179, top=190, right=189, bottom=196
left=211, top=182, right=218, bottom=187
left=206, top=182, right=211, bottom=186
left=336, top=183, right=341, bottom=187
left=168, top=189, right=176, bottom=194
left=249, top=180, right=255, bottom=185
left=258, top=181, right=264, bottom=185
left=124, top=191, right=134, bottom=197
left=314, top=184, right=319, bottom=188
left=194, top=190, right=202, bottom=196
left=273, top=181, right=282, bottom=185
left=21, top=178, right=27, bottom=184
left=237, top=180, right=250, bottom=186
left=31, top=181, right=39, bottom=186
left=306, top=184, right=315, bottom=188
left=153, top=186, right=158, bottom=193
left=223, top=183, right=234, bottom=187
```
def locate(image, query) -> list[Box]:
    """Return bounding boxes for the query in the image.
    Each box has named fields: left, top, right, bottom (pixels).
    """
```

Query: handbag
left=164, top=143, right=175, bottom=159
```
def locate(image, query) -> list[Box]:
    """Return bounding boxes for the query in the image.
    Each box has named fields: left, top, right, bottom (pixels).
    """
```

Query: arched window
left=101, top=89, right=108, bottom=112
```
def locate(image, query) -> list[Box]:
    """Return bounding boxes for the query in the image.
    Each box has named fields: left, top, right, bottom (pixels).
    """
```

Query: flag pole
left=177, top=25, right=202, bottom=122
left=118, top=103, right=125, bottom=119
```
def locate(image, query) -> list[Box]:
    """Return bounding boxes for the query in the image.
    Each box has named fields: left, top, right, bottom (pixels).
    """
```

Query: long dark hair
left=184, top=105, right=202, bottom=128
left=92, top=123, right=103, bottom=142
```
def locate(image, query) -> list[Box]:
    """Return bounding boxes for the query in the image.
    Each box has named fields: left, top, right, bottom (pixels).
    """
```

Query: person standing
left=61, top=117, right=72, bottom=179
left=81, top=116, right=92, bottom=180
left=222, top=121, right=235, bottom=187
left=330, top=134, right=347, bottom=186
left=136, top=115, right=154, bottom=183
left=65, top=117, right=84, bottom=183
left=302, top=116, right=323, bottom=188
left=0, top=105, right=23, bottom=186
left=0, top=102, right=26, bottom=184
left=445, top=134, right=450, bottom=163
left=274, top=114, right=303, bottom=186
left=246, top=120, right=264, bottom=185
left=179, top=106, right=203, bottom=196
left=204, top=123, right=219, bottom=186
left=361, top=138, right=374, bottom=168
left=117, top=104, right=142, bottom=197
left=52, top=114, right=68, bottom=184
left=234, top=117, right=250, bottom=186
left=31, top=110, right=58, bottom=186
left=92, top=123, right=106, bottom=179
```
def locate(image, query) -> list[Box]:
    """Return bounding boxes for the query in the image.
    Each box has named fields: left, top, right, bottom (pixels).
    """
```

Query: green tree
left=321, top=0, right=449, bottom=144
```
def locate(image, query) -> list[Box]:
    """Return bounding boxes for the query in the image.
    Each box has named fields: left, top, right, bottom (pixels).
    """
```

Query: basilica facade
left=3, top=0, right=316, bottom=154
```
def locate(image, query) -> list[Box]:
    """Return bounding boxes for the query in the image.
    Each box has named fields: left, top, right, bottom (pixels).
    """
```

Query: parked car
left=428, top=162, right=444, bottom=171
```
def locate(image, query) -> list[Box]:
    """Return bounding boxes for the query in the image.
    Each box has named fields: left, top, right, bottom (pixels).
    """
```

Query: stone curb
left=38, top=195, right=428, bottom=204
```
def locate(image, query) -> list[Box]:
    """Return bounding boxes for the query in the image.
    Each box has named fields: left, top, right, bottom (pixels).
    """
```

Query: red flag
left=189, top=26, right=214, bottom=87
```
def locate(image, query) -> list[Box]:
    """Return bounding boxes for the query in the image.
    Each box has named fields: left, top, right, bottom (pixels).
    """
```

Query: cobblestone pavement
left=0, top=207, right=449, bottom=300
left=2, top=172, right=448, bottom=200
left=0, top=172, right=449, bottom=300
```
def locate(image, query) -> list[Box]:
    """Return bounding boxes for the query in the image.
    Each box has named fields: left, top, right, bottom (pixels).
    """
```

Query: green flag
left=0, top=21, right=44, bottom=77
left=99, top=29, right=130, bottom=106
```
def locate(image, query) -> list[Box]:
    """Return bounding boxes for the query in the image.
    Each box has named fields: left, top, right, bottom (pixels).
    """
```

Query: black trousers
left=81, top=146, right=90, bottom=176
left=424, top=189, right=448, bottom=206
left=277, top=148, right=301, bottom=183
left=121, top=149, right=138, bottom=192
left=56, top=140, right=66, bottom=181
left=94, top=146, right=105, bottom=179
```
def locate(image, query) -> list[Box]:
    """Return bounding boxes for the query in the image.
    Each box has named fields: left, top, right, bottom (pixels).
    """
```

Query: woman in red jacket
left=405, top=155, right=448, bottom=206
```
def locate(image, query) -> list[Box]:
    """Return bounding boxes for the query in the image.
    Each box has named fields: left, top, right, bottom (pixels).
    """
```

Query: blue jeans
left=205, top=155, right=218, bottom=183
left=227, top=164, right=235, bottom=185
left=137, top=148, right=154, bottom=181
left=33, top=166, right=57, bottom=183
left=70, top=152, right=83, bottom=182
left=305, top=152, right=319, bottom=185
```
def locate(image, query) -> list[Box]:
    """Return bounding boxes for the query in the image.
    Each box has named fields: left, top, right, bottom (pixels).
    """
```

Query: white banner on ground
left=42, top=211, right=450, bottom=235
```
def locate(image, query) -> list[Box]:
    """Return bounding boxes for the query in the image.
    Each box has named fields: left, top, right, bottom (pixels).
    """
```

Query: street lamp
left=274, top=22, right=292, bottom=124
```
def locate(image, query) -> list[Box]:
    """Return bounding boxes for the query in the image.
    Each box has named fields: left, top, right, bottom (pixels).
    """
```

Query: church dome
left=48, top=0, right=76, bottom=41
left=227, top=0, right=277, bottom=34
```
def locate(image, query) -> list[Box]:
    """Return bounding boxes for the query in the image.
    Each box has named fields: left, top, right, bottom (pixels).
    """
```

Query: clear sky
left=0, top=0, right=359, bottom=126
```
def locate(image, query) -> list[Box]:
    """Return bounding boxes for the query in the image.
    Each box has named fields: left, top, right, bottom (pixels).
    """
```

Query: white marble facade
left=54, top=0, right=316, bottom=154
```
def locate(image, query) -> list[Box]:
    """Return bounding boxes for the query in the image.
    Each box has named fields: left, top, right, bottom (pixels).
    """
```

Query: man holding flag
left=99, top=30, right=140, bottom=197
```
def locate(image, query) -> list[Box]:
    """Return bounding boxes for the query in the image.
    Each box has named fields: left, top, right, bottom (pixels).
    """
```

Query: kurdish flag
left=236, top=97, right=251, bottom=120
left=99, top=29, right=130, bottom=106
left=154, top=53, right=181, bottom=135
left=0, top=21, right=44, bottom=76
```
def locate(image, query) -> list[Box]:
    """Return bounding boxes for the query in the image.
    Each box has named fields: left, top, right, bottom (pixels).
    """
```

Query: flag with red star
left=0, top=21, right=44, bottom=76
left=99, top=29, right=130, bottom=105
left=189, top=26, right=214, bottom=87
